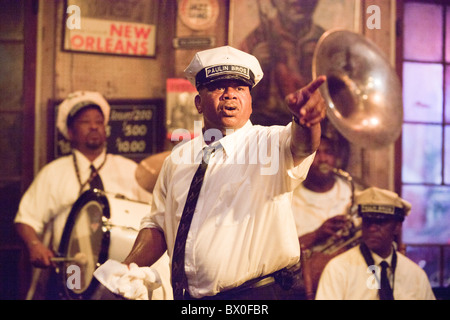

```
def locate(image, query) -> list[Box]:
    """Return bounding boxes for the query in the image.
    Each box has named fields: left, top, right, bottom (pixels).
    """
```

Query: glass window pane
left=445, top=247, right=450, bottom=287
left=402, top=124, right=442, bottom=184
left=446, top=67, right=450, bottom=123
left=403, top=62, right=443, bottom=123
left=404, top=3, right=443, bottom=61
left=402, top=185, right=450, bottom=244
left=446, top=8, right=450, bottom=62
left=445, top=125, right=450, bottom=184
left=405, top=245, right=441, bottom=287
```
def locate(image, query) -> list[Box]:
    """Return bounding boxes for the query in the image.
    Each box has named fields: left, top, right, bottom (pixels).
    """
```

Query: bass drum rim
left=57, top=189, right=111, bottom=300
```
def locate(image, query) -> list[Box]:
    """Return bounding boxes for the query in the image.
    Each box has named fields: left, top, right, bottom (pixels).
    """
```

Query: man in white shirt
left=293, top=134, right=354, bottom=248
left=123, top=45, right=327, bottom=299
left=14, top=91, right=158, bottom=299
left=288, top=134, right=356, bottom=298
left=315, top=187, right=436, bottom=300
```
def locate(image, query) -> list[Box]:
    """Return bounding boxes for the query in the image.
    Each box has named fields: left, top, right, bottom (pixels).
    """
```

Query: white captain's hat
left=56, top=91, right=110, bottom=139
left=355, top=187, right=412, bottom=222
left=184, top=46, right=264, bottom=89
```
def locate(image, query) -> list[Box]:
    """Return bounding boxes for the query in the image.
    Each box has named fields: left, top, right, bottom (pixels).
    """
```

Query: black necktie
left=379, top=261, right=394, bottom=300
left=171, top=146, right=216, bottom=300
left=90, top=165, right=104, bottom=191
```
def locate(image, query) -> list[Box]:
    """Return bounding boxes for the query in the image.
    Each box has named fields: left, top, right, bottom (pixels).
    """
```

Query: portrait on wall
left=229, top=0, right=360, bottom=126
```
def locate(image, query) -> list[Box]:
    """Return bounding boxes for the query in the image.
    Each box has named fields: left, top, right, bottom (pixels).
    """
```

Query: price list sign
left=52, top=99, right=164, bottom=162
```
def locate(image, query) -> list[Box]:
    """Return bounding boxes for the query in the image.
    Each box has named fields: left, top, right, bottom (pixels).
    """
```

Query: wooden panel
left=174, top=0, right=229, bottom=78
left=0, top=0, right=24, bottom=41
left=0, top=0, right=37, bottom=300
left=0, top=114, right=23, bottom=177
left=53, top=0, right=174, bottom=100
left=357, top=0, right=397, bottom=190
left=364, top=0, right=395, bottom=59
left=38, top=0, right=176, bottom=168
left=0, top=44, right=24, bottom=111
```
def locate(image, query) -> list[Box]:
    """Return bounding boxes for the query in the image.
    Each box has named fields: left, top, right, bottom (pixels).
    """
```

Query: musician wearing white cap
left=315, top=187, right=436, bottom=300
left=14, top=91, right=151, bottom=299
left=123, top=45, right=327, bottom=299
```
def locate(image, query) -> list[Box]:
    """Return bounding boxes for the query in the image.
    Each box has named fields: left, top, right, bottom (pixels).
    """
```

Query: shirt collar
left=73, top=148, right=107, bottom=169
left=219, top=120, right=253, bottom=156
left=372, top=247, right=394, bottom=267
left=193, top=120, right=253, bottom=160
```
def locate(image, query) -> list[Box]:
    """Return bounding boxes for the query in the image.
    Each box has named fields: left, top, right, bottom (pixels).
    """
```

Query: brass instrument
left=308, top=29, right=403, bottom=254
left=300, top=30, right=403, bottom=298
left=300, top=167, right=362, bottom=299
left=311, top=167, right=362, bottom=255
left=312, top=29, right=403, bottom=149
left=333, top=167, right=355, bottom=208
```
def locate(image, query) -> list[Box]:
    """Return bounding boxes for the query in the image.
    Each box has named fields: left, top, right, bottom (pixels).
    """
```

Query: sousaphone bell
left=313, top=29, right=403, bottom=149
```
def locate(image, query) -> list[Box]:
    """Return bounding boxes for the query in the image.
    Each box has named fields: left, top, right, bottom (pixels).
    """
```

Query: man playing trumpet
left=290, top=130, right=359, bottom=298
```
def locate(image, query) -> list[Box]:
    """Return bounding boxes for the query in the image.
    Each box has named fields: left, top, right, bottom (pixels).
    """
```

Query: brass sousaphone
left=299, top=31, right=405, bottom=299
left=313, top=29, right=403, bottom=149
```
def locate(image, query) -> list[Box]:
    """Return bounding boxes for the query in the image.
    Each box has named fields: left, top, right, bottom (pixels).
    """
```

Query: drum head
left=57, top=189, right=110, bottom=300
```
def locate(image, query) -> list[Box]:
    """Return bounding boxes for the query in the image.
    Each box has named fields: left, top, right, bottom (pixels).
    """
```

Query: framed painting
left=228, top=0, right=360, bottom=126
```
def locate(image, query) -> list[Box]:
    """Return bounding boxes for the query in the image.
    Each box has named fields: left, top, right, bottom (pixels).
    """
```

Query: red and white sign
left=64, top=17, right=156, bottom=57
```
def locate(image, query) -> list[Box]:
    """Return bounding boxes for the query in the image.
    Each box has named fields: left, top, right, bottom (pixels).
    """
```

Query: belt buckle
left=251, top=276, right=275, bottom=289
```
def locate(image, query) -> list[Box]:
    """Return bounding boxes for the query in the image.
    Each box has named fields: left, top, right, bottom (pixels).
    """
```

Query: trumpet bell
left=313, top=29, right=403, bottom=149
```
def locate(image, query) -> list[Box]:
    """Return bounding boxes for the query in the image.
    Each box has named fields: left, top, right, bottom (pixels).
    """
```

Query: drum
left=56, top=189, right=150, bottom=300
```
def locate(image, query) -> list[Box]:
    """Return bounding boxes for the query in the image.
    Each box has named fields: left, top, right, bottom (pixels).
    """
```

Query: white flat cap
left=355, top=187, right=412, bottom=221
left=184, top=46, right=264, bottom=89
left=56, top=91, right=110, bottom=139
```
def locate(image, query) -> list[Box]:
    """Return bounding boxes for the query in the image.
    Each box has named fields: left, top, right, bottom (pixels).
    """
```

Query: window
left=401, top=1, right=450, bottom=245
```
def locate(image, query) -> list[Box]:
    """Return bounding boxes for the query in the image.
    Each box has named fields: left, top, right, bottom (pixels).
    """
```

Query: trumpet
left=310, top=166, right=362, bottom=255
left=313, top=220, right=362, bottom=255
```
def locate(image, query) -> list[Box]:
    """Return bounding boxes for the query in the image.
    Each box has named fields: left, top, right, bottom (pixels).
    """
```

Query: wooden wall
left=358, top=0, right=399, bottom=191
left=34, top=0, right=398, bottom=192
left=35, top=0, right=177, bottom=168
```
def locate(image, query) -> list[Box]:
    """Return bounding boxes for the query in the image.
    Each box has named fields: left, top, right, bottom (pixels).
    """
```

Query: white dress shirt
left=292, top=178, right=353, bottom=237
left=315, top=245, right=436, bottom=300
left=15, top=149, right=151, bottom=251
left=141, top=121, right=315, bottom=298
left=14, top=149, right=177, bottom=300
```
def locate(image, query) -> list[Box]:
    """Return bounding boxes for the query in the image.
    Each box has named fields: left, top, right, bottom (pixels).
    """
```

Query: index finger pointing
left=306, top=75, right=327, bottom=94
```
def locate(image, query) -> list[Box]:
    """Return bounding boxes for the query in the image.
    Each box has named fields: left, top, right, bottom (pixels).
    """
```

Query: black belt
left=184, top=266, right=298, bottom=300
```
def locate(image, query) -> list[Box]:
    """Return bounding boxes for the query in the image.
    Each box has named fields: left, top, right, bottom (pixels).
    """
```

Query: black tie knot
left=201, top=143, right=222, bottom=164
left=90, top=165, right=104, bottom=190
